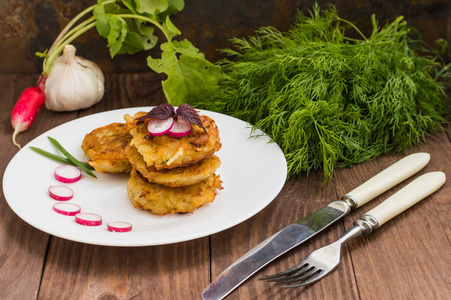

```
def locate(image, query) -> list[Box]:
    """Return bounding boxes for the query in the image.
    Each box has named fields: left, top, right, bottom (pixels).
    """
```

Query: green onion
left=47, top=136, right=97, bottom=178
left=29, top=146, right=94, bottom=171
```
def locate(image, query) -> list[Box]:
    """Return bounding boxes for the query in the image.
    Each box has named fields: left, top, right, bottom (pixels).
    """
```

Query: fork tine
left=275, top=267, right=321, bottom=285
left=259, top=262, right=309, bottom=281
left=265, top=263, right=312, bottom=283
left=267, top=264, right=314, bottom=284
left=283, top=269, right=327, bottom=288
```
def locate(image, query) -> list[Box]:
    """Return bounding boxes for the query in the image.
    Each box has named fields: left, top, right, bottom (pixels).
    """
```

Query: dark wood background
left=0, top=0, right=449, bottom=74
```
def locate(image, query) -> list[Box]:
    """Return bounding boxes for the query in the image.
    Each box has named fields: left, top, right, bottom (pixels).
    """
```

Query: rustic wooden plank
left=77, top=72, right=167, bottom=117
left=2, top=72, right=450, bottom=300
left=2, top=0, right=449, bottom=74
left=333, top=132, right=451, bottom=299
left=0, top=75, right=49, bottom=299
left=39, top=237, right=210, bottom=299
left=36, top=73, right=211, bottom=299
left=209, top=127, right=451, bottom=299
left=209, top=169, right=359, bottom=299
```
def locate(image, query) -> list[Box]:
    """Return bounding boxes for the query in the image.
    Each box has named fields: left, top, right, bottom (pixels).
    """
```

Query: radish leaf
left=39, top=0, right=218, bottom=107
left=135, top=0, right=169, bottom=15
left=148, top=40, right=220, bottom=105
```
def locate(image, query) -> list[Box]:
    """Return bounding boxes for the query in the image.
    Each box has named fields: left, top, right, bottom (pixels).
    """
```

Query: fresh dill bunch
left=197, top=3, right=450, bottom=180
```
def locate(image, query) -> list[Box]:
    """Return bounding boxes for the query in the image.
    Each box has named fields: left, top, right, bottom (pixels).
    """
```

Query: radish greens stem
left=43, top=19, right=97, bottom=75
left=37, top=1, right=218, bottom=106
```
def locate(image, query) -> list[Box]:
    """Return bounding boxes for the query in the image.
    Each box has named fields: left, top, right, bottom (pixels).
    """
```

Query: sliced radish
left=147, top=118, right=174, bottom=136
left=48, top=185, right=74, bottom=201
left=168, top=118, right=191, bottom=137
left=75, top=212, right=102, bottom=226
left=54, top=165, right=81, bottom=183
left=107, top=221, right=133, bottom=232
left=53, top=202, right=81, bottom=216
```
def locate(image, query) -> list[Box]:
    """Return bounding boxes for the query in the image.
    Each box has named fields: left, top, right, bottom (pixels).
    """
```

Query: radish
left=147, top=117, right=174, bottom=136
left=107, top=221, right=133, bottom=232
left=75, top=212, right=102, bottom=226
left=48, top=185, right=74, bottom=201
left=53, top=202, right=81, bottom=216
left=11, top=86, right=46, bottom=149
left=54, top=165, right=81, bottom=183
left=168, top=118, right=192, bottom=137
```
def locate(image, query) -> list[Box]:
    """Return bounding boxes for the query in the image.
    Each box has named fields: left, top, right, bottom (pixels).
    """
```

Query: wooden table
left=1, top=73, right=450, bottom=300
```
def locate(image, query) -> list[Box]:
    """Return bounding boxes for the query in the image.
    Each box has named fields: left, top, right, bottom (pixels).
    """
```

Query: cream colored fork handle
left=346, top=153, right=430, bottom=208
left=365, top=172, right=446, bottom=226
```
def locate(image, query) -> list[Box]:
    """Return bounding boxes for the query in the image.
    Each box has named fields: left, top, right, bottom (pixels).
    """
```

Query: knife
left=201, top=152, right=431, bottom=300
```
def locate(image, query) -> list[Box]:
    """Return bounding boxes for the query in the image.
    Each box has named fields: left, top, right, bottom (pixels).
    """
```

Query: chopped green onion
left=47, top=136, right=97, bottom=178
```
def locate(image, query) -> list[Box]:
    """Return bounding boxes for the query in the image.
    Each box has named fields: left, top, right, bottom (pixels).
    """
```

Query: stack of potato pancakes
left=81, top=110, right=223, bottom=215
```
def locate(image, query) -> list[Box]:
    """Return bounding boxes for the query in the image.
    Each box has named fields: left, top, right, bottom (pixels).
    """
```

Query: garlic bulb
left=45, top=44, right=105, bottom=111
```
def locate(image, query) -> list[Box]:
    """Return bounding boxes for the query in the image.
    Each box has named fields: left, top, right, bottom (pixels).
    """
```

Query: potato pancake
left=127, top=169, right=223, bottom=215
left=126, top=144, right=221, bottom=187
left=124, top=112, right=222, bottom=170
left=81, top=122, right=132, bottom=173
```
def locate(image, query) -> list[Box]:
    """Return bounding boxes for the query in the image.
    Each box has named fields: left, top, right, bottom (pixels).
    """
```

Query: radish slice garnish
left=167, top=118, right=192, bottom=137
left=147, top=118, right=174, bottom=136
left=48, top=185, right=74, bottom=201
left=54, top=165, right=81, bottom=183
left=107, top=221, right=133, bottom=232
left=53, top=202, right=81, bottom=216
left=75, top=212, right=102, bottom=226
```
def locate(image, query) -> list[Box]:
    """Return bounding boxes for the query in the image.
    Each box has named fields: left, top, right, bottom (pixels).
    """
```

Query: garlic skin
left=45, top=44, right=105, bottom=111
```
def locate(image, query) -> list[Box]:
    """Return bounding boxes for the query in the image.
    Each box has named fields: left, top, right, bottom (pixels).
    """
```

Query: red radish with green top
left=11, top=86, right=46, bottom=149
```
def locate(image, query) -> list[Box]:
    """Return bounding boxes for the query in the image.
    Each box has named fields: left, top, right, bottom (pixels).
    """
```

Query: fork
left=260, top=171, right=446, bottom=287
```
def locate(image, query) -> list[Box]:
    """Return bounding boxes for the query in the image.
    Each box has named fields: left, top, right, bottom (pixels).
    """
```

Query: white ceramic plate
left=3, top=107, right=287, bottom=247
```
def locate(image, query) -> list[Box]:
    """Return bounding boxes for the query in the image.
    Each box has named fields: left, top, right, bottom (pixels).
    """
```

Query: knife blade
left=201, top=152, right=430, bottom=300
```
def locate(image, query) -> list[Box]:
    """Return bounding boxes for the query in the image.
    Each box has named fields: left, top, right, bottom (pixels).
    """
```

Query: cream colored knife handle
left=344, top=152, right=430, bottom=208
left=364, top=172, right=445, bottom=226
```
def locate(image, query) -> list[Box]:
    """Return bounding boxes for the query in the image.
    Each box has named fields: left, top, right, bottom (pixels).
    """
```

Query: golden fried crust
left=126, top=144, right=221, bottom=187
left=124, top=112, right=222, bottom=170
left=127, top=169, right=223, bottom=215
left=81, top=122, right=132, bottom=173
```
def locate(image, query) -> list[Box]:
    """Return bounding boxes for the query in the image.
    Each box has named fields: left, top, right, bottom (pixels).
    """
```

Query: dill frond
left=197, top=3, right=450, bottom=180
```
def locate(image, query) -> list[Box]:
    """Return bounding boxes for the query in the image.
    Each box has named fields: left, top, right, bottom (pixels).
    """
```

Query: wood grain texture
left=0, top=74, right=450, bottom=300
left=0, top=75, right=49, bottom=300
left=209, top=170, right=359, bottom=300
left=334, top=133, right=451, bottom=300
left=0, top=0, right=449, bottom=74
left=38, top=237, right=210, bottom=299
